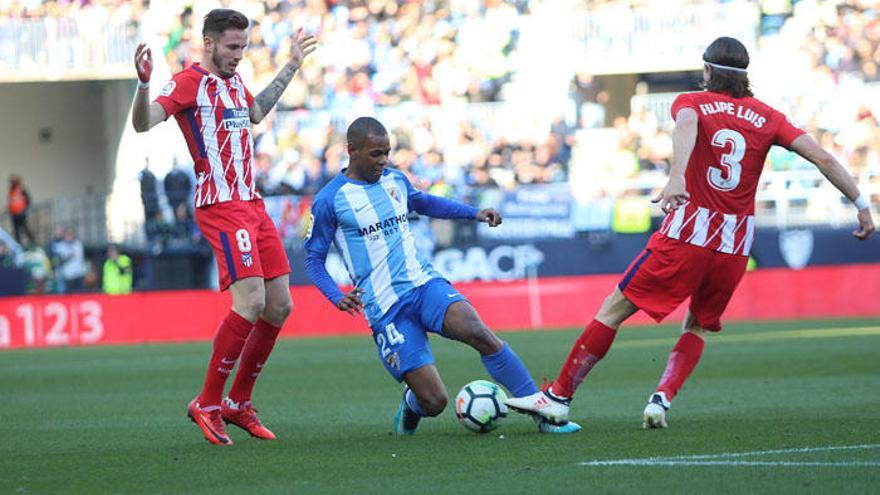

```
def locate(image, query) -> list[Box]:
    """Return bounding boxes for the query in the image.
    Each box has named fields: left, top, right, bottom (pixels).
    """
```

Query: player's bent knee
left=596, top=290, right=637, bottom=328
left=685, top=327, right=709, bottom=338
left=471, top=328, right=502, bottom=354
left=249, top=298, right=268, bottom=316
left=420, top=393, right=448, bottom=416
left=235, top=298, right=266, bottom=322
left=269, top=297, right=293, bottom=320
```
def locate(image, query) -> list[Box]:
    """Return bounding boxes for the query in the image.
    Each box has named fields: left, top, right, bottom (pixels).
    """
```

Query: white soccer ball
left=454, top=380, right=508, bottom=433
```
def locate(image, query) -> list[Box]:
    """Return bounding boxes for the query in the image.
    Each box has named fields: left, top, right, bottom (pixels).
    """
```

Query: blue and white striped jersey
left=304, top=168, right=477, bottom=325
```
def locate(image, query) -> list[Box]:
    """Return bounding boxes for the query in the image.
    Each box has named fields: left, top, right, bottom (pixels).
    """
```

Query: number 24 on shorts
left=376, top=323, right=406, bottom=358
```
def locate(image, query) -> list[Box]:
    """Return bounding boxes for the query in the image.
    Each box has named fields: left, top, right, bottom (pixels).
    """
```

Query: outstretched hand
left=288, top=28, right=318, bottom=69
left=853, top=208, right=875, bottom=240
left=336, top=288, right=364, bottom=316
left=652, top=176, right=690, bottom=214
left=134, top=43, right=152, bottom=83
left=476, top=208, right=502, bottom=227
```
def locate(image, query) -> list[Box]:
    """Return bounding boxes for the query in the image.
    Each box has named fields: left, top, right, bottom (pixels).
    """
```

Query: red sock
left=197, top=311, right=254, bottom=408
left=552, top=319, right=618, bottom=398
left=656, top=332, right=705, bottom=400
left=228, top=318, right=282, bottom=405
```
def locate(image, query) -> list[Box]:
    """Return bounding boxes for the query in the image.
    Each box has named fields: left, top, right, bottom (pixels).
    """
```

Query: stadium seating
left=1, top=0, right=878, bottom=294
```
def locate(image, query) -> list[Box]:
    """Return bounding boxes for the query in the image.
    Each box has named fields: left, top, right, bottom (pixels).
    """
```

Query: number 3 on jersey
left=708, top=128, right=745, bottom=192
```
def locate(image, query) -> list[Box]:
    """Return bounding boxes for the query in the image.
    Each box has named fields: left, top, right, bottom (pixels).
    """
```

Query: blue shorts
left=371, top=278, right=467, bottom=382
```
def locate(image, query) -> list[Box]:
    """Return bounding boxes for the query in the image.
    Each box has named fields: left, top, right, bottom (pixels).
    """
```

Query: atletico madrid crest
left=242, top=253, right=253, bottom=267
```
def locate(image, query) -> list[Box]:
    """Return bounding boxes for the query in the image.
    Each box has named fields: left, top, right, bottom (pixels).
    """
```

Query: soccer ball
left=454, top=380, right=508, bottom=433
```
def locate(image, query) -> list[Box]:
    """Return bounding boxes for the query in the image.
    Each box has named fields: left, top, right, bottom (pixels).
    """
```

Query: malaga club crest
left=242, top=253, right=254, bottom=268
left=385, top=351, right=400, bottom=370
left=778, top=229, right=813, bottom=269
left=388, top=186, right=401, bottom=203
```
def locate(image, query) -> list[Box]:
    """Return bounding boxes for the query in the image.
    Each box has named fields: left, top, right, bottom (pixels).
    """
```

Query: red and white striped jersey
left=660, top=91, right=806, bottom=256
left=658, top=202, right=755, bottom=256
left=155, top=63, right=259, bottom=207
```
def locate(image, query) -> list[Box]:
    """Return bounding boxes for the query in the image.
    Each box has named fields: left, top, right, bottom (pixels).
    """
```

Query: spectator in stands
left=0, top=241, right=15, bottom=269
left=102, top=244, right=133, bottom=295
left=48, top=225, right=66, bottom=293
left=83, top=260, right=99, bottom=293
left=7, top=175, right=35, bottom=245
left=759, top=0, right=793, bottom=35
left=572, top=72, right=607, bottom=129
left=167, top=202, right=200, bottom=251
left=163, top=160, right=193, bottom=218
left=139, top=161, right=161, bottom=241
left=20, top=239, right=52, bottom=294
left=54, top=227, right=88, bottom=294
left=298, top=153, right=327, bottom=195
left=550, top=116, right=576, bottom=167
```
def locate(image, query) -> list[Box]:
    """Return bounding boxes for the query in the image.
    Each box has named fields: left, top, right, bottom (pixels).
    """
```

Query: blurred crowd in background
left=3, top=0, right=879, bottom=201
left=151, top=0, right=880, bottom=203
left=794, top=0, right=880, bottom=187
left=2, top=0, right=880, bottom=294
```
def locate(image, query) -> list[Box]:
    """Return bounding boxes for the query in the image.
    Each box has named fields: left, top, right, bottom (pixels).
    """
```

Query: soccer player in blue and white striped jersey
left=304, top=117, right=580, bottom=435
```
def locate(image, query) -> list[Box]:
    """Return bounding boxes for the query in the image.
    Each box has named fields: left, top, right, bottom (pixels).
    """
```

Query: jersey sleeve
left=154, top=71, right=198, bottom=117
left=401, top=172, right=478, bottom=219
left=670, top=93, right=698, bottom=120
left=399, top=171, right=424, bottom=207
left=771, top=109, right=806, bottom=148
left=303, top=194, right=337, bottom=258
left=303, top=193, right=345, bottom=305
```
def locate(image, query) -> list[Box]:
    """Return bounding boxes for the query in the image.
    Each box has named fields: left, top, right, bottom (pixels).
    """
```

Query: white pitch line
left=648, top=443, right=880, bottom=460
left=579, top=444, right=880, bottom=467
left=581, top=460, right=880, bottom=467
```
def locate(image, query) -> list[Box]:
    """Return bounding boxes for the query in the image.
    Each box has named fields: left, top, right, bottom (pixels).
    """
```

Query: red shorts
left=195, top=200, right=291, bottom=290
left=618, top=233, right=748, bottom=332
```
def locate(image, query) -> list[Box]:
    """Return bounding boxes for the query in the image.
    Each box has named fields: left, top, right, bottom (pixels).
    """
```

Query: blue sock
left=480, top=342, right=539, bottom=397
left=405, top=387, right=428, bottom=417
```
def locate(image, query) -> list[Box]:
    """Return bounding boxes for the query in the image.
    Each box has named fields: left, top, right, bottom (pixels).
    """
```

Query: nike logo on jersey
left=354, top=203, right=370, bottom=213
left=447, top=293, right=458, bottom=298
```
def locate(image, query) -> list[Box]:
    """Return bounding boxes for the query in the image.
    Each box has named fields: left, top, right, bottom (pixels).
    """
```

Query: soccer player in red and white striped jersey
left=506, top=37, right=875, bottom=429
left=132, top=9, right=317, bottom=445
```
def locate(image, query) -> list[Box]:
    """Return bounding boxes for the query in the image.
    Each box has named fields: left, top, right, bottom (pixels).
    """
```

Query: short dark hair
left=202, top=9, right=249, bottom=39
left=346, top=117, right=388, bottom=148
left=702, top=37, right=753, bottom=98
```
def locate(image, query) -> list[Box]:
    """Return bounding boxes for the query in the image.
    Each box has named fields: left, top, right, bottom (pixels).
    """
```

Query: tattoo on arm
left=253, top=64, right=299, bottom=122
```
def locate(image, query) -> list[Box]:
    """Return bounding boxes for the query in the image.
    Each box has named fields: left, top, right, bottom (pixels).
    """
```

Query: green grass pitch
left=2, top=318, right=879, bottom=494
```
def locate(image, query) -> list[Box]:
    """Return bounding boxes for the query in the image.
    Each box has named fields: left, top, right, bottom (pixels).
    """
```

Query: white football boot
left=642, top=391, right=671, bottom=429
left=505, top=390, right=570, bottom=425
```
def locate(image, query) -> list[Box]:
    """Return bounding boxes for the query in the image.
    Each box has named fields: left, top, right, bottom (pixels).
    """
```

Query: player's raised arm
left=789, top=134, right=875, bottom=239
left=402, top=173, right=492, bottom=223
left=131, top=43, right=167, bottom=132
left=653, top=107, right=698, bottom=214
left=249, top=29, right=318, bottom=124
